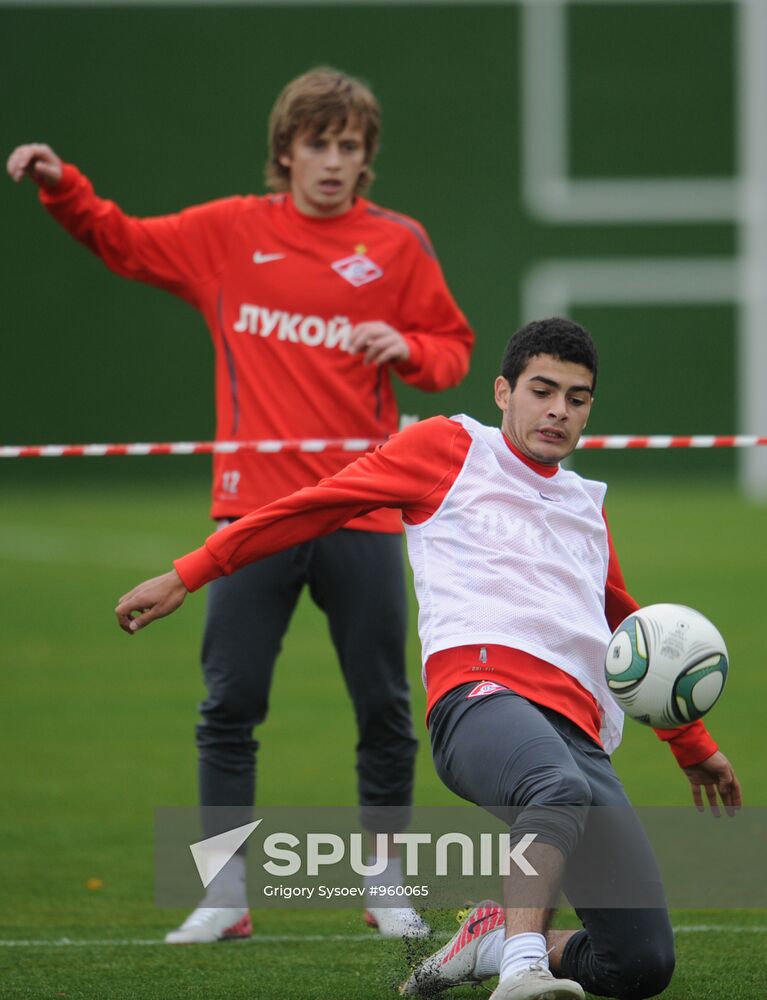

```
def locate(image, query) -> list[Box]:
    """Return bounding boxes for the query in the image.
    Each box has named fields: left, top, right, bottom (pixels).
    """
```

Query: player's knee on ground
left=595, top=933, right=676, bottom=999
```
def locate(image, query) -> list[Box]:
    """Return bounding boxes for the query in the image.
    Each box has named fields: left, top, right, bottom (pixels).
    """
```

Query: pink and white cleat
left=400, top=901, right=505, bottom=995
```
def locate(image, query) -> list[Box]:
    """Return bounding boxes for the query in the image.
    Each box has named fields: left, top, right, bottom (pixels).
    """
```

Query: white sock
left=202, top=853, right=247, bottom=907
left=475, top=927, right=504, bottom=978
left=364, top=853, right=404, bottom=900
left=499, top=932, right=548, bottom=982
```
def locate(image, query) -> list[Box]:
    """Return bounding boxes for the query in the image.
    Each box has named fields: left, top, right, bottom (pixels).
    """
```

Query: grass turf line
left=2, top=475, right=764, bottom=997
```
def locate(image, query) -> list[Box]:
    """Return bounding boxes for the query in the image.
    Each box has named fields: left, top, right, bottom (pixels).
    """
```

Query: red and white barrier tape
left=577, top=435, right=767, bottom=450
left=1, top=435, right=766, bottom=459
left=0, top=439, right=383, bottom=459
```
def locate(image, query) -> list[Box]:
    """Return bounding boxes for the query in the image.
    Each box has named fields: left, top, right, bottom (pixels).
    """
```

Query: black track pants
left=196, top=529, right=417, bottom=834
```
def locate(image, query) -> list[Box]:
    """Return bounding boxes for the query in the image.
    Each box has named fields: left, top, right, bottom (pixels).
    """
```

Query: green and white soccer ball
left=604, top=603, right=729, bottom=728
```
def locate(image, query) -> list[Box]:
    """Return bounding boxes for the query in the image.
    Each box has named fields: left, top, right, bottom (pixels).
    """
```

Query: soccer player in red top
left=115, top=319, right=740, bottom=1000
left=8, top=68, right=474, bottom=943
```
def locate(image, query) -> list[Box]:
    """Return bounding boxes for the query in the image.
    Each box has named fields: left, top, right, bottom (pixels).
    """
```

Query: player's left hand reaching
left=115, top=569, right=188, bottom=634
left=682, top=750, right=742, bottom=817
left=7, top=143, right=63, bottom=189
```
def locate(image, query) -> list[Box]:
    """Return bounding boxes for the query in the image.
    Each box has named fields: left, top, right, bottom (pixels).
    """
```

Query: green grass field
left=1, top=469, right=765, bottom=998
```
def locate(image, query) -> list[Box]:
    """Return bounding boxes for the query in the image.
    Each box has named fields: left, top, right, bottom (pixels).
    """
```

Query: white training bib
left=404, top=414, right=623, bottom=752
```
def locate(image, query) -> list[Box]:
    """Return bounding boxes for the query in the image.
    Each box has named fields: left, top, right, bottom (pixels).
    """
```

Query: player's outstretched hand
left=349, top=321, right=410, bottom=366
left=115, top=569, right=188, bottom=634
left=682, top=750, right=742, bottom=818
left=7, top=143, right=63, bottom=189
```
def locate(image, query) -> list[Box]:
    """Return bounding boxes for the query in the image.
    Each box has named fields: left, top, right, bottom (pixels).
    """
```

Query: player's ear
left=278, top=137, right=294, bottom=171
left=494, top=376, right=511, bottom=414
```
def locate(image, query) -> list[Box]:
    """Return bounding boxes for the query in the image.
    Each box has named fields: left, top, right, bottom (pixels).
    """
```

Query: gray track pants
left=196, top=529, right=417, bottom=833
left=430, top=683, right=675, bottom=1000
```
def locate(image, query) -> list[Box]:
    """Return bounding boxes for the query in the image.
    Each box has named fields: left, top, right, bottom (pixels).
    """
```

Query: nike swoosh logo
left=467, top=912, right=495, bottom=935
left=539, top=492, right=560, bottom=502
left=253, top=251, right=286, bottom=264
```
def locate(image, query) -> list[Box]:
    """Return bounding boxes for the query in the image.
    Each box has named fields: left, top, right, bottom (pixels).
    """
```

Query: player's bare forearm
left=115, top=569, right=188, bottom=634
left=682, top=750, right=742, bottom=817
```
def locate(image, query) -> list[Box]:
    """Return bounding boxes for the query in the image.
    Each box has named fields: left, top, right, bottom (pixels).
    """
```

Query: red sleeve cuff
left=654, top=719, right=719, bottom=768
left=173, top=545, right=225, bottom=593
left=38, top=162, right=81, bottom=204
left=393, top=335, right=424, bottom=374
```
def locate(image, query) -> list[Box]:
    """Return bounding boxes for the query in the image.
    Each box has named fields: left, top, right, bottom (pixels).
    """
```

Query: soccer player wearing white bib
left=116, top=319, right=741, bottom=1000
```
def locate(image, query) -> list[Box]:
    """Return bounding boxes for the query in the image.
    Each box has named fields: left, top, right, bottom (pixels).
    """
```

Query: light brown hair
left=266, top=67, right=381, bottom=195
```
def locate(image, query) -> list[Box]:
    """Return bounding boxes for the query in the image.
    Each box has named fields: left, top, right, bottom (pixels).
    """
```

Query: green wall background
left=0, top=2, right=737, bottom=486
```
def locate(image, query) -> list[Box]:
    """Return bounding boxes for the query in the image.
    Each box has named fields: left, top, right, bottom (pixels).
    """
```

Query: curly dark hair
left=500, top=318, right=598, bottom=391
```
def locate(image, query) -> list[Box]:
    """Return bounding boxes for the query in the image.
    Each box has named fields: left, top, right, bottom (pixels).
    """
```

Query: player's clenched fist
left=115, top=569, right=188, bottom=634
left=7, top=143, right=63, bottom=188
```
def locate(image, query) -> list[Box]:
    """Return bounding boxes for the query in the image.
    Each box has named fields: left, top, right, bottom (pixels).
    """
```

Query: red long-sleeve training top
left=40, top=164, right=474, bottom=528
left=173, top=416, right=717, bottom=767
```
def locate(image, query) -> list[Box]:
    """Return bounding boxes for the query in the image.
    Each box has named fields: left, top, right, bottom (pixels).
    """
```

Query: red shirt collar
left=284, top=193, right=369, bottom=226
left=502, top=433, right=559, bottom=479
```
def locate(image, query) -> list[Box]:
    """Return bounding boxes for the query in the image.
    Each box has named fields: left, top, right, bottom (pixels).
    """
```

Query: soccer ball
left=604, top=603, right=729, bottom=728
